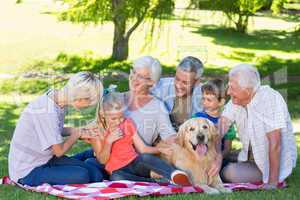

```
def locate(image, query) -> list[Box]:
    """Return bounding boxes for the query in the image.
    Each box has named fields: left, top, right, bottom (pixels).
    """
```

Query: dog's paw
left=205, top=187, right=220, bottom=195
left=198, top=184, right=220, bottom=195
left=218, top=187, right=232, bottom=193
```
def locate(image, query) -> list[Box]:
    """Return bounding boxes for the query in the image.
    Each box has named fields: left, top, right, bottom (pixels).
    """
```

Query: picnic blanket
left=0, top=176, right=286, bottom=199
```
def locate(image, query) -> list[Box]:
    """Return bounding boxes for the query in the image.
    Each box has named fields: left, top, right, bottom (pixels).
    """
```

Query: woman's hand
left=106, top=128, right=123, bottom=144
left=79, top=128, right=101, bottom=139
left=158, top=147, right=173, bottom=156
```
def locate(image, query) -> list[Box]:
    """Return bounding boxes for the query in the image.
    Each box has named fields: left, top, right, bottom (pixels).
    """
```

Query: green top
left=224, top=124, right=236, bottom=140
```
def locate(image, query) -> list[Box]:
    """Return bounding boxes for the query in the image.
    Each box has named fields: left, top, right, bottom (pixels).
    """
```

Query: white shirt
left=8, top=92, right=64, bottom=182
left=222, top=85, right=297, bottom=183
left=151, top=77, right=203, bottom=116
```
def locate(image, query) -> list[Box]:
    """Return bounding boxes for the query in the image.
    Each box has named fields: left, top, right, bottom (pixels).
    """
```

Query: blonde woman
left=8, top=72, right=104, bottom=186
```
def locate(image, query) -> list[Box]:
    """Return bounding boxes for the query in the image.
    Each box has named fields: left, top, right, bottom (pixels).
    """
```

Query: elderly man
left=151, top=56, right=204, bottom=131
left=220, top=64, right=297, bottom=189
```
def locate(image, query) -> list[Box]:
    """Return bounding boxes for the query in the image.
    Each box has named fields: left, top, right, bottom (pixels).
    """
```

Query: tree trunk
left=112, top=20, right=129, bottom=61
left=112, top=0, right=129, bottom=61
left=235, top=14, right=248, bottom=33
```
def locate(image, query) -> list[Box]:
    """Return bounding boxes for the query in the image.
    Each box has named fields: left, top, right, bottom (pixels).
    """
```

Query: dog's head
left=177, top=118, right=219, bottom=156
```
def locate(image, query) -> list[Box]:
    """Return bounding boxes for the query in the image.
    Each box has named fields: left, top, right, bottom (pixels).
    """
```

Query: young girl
left=89, top=92, right=191, bottom=186
left=193, top=79, right=236, bottom=163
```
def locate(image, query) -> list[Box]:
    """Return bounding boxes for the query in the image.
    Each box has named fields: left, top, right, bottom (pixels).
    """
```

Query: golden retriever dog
left=157, top=118, right=232, bottom=194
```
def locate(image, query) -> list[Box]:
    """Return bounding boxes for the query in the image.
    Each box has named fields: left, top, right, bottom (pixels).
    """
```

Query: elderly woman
left=219, top=64, right=297, bottom=189
left=123, top=56, right=176, bottom=145
left=151, top=56, right=204, bottom=131
left=8, top=72, right=104, bottom=186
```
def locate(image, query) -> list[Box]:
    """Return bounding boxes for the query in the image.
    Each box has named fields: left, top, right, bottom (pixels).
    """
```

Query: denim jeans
left=18, top=155, right=104, bottom=186
left=72, top=148, right=109, bottom=179
left=110, top=153, right=176, bottom=182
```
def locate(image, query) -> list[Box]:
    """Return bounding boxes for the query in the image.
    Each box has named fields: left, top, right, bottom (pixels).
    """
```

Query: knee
left=138, top=153, right=154, bottom=162
left=220, top=164, right=237, bottom=183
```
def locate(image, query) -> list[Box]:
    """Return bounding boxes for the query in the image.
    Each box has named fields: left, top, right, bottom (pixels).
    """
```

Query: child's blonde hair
left=96, top=92, right=125, bottom=130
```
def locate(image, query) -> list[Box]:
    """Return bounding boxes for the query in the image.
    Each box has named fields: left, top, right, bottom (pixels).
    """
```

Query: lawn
left=0, top=0, right=300, bottom=199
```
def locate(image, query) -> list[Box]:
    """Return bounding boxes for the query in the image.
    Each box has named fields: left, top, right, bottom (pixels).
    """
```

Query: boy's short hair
left=201, top=79, right=226, bottom=101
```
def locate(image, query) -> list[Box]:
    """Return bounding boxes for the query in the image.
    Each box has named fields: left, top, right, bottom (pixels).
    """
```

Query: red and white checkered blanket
left=0, top=176, right=286, bottom=199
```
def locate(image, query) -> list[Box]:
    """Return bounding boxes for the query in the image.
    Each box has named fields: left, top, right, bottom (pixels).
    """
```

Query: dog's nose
left=197, top=134, right=205, bottom=142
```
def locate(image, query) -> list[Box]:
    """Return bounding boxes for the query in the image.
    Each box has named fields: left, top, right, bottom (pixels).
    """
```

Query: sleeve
left=263, top=93, right=287, bottom=134
left=32, top=113, right=64, bottom=151
left=221, top=100, right=237, bottom=122
left=123, top=118, right=137, bottom=137
left=157, top=102, right=176, bottom=140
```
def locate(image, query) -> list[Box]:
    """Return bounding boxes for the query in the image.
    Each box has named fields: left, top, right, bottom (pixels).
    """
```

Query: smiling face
left=178, top=118, right=218, bottom=156
left=227, top=76, right=253, bottom=106
left=174, top=69, right=198, bottom=97
left=129, top=67, right=155, bottom=95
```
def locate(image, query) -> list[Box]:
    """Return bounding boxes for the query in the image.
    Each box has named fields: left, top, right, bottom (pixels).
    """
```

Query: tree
left=190, top=0, right=266, bottom=33
left=58, top=0, right=175, bottom=61
left=271, top=0, right=286, bottom=14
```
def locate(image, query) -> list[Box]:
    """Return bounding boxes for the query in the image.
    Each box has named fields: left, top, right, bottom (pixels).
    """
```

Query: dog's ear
left=208, top=123, right=220, bottom=143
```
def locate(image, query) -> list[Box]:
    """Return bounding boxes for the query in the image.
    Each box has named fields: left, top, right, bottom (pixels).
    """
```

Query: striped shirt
left=222, top=85, right=297, bottom=183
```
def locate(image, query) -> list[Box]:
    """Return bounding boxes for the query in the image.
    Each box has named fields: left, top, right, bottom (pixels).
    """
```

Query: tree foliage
left=271, top=0, right=286, bottom=14
left=58, top=0, right=175, bottom=61
left=190, top=0, right=267, bottom=33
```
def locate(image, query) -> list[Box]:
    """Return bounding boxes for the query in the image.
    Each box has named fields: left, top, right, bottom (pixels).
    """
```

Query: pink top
left=105, top=118, right=138, bottom=174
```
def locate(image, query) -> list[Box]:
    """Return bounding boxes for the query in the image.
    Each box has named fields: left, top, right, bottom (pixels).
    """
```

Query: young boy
left=193, top=79, right=236, bottom=163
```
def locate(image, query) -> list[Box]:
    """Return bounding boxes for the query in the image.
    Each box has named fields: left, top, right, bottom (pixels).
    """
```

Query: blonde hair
left=64, top=72, right=103, bottom=106
left=96, top=92, right=125, bottom=130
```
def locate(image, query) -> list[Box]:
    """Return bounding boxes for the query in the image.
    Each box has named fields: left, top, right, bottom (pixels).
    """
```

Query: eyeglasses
left=130, top=69, right=152, bottom=82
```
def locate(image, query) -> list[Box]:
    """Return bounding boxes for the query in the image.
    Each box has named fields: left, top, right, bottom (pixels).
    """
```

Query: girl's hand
left=106, top=128, right=123, bottom=144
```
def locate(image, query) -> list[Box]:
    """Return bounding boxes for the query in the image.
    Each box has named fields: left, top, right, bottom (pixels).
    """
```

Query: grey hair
left=177, top=56, right=204, bottom=79
left=64, top=72, right=103, bottom=105
left=229, top=63, right=261, bottom=91
left=132, top=56, right=162, bottom=83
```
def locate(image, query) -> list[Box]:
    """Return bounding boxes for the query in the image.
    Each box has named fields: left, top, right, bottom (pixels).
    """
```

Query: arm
left=62, top=127, right=78, bottom=137
left=267, top=129, right=281, bottom=185
left=62, top=120, right=100, bottom=137
left=52, top=129, right=81, bottom=157
left=133, top=133, right=160, bottom=154
left=94, top=129, right=123, bottom=164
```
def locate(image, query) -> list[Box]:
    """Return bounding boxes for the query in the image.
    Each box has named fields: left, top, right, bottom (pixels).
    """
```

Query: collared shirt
left=151, top=77, right=203, bottom=115
left=222, top=85, right=297, bottom=183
